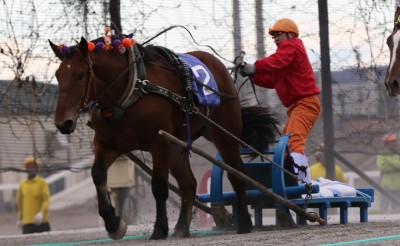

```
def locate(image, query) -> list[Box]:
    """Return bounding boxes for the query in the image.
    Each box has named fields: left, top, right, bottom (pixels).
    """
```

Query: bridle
left=78, top=52, right=96, bottom=114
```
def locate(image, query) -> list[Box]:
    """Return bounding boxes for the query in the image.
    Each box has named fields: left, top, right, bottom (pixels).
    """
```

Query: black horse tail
left=241, top=106, right=280, bottom=153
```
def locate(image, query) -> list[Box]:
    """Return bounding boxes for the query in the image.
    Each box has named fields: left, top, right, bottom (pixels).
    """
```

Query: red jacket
left=253, top=38, right=320, bottom=107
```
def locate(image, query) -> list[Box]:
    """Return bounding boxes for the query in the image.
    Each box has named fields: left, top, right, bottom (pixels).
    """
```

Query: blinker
left=396, top=16, right=400, bottom=26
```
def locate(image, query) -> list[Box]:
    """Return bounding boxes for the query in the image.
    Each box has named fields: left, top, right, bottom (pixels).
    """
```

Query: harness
left=80, top=44, right=212, bottom=123
left=95, top=45, right=147, bottom=123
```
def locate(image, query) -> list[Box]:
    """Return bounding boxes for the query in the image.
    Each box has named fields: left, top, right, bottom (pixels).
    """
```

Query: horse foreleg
left=92, top=157, right=127, bottom=240
left=170, top=151, right=196, bottom=237
left=149, top=151, right=171, bottom=240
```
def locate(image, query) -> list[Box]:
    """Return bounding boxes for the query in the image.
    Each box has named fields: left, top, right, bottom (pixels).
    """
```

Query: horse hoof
left=172, top=229, right=190, bottom=238
left=237, top=218, right=253, bottom=234
left=108, top=219, right=127, bottom=240
left=237, top=226, right=252, bottom=234
left=150, top=228, right=168, bottom=240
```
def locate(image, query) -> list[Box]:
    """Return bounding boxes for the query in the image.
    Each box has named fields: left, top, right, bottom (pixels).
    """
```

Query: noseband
left=79, top=53, right=96, bottom=114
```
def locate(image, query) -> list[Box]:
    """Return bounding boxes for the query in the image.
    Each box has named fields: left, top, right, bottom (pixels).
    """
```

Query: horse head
left=49, top=37, right=92, bottom=134
left=385, top=6, right=400, bottom=96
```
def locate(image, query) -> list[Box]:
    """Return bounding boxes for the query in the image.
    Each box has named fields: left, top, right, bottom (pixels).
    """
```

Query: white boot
left=291, top=152, right=311, bottom=185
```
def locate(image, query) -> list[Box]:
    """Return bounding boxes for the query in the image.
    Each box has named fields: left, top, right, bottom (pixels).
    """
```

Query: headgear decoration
left=59, top=44, right=71, bottom=56
left=57, top=27, right=136, bottom=57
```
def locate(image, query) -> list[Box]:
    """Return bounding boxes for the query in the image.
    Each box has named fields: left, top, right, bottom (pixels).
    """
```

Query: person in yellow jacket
left=17, top=156, right=51, bottom=234
left=310, top=149, right=347, bottom=183
left=377, top=133, right=400, bottom=212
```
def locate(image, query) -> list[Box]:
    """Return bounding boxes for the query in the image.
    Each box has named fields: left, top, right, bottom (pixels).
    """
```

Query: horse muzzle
left=385, top=78, right=400, bottom=96
left=56, top=119, right=76, bottom=134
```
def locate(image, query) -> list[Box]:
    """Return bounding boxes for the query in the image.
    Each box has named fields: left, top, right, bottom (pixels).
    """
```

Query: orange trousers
left=282, top=95, right=321, bottom=154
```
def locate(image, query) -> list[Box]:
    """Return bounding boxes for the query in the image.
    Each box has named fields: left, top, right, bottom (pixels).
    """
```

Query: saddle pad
left=178, top=53, right=220, bottom=106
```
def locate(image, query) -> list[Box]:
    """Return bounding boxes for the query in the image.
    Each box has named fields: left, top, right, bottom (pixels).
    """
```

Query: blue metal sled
left=196, top=135, right=374, bottom=228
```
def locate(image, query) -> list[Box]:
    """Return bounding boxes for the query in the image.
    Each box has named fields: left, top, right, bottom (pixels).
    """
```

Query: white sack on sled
left=307, top=177, right=357, bottom=198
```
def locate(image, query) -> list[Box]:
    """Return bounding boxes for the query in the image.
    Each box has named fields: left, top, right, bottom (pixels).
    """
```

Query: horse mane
left=136, top=44, right=161, bottom=65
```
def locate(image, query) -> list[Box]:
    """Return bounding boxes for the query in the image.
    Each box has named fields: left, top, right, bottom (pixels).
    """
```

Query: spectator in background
left=17, top=156, right=51, bottom=234
left=310, top=145, right=347, bottom=183
left=377, top=133, right=400, bottom=212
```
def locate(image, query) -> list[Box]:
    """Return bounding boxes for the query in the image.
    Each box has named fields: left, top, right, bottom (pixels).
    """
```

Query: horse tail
left=241, top=106, right=279, bottom=153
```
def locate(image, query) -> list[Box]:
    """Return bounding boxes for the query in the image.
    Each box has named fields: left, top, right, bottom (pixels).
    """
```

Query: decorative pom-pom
left=122, top=38, right=133, bottom=47
left=112, top=39, right=121, bottom=47
left=87, top=42, right=95, bottom=52
left=60, top=45, right=70, bottom=56
left=95, top=42, right=104, bottom=51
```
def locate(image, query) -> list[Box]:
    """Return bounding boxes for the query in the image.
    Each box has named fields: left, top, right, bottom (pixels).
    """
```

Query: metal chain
left=303, top=182, right=314, bottom=208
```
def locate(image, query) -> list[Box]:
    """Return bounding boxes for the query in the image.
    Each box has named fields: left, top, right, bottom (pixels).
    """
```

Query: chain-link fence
left=0, top=1, right=398, bottom=210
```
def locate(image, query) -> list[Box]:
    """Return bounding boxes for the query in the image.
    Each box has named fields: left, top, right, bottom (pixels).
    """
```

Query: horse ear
left=48, top=39, right=63, bottom=60
left=79, top=37, right=88, bottom=55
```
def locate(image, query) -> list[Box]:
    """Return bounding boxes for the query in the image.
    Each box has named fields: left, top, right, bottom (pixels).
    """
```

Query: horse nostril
left=60, top=120, right=74, bottom=134
left=393, top=80, right=400, bottom=91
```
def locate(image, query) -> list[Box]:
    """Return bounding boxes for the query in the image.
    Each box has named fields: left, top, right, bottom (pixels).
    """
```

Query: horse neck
left=92, top=52, right=129, bottom=108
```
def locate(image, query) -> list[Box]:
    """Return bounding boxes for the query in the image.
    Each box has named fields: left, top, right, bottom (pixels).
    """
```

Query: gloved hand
left=16, top=219, right=22, bottom=229
left=241, top=64, right=255, bottom=77
left=34, top=212, right=43, bottom=225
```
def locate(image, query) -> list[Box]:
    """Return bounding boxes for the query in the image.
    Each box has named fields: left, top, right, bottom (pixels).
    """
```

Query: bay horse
left=385, top=4, right=400, bottom=95
left=49, top=31, right=278, bottom=240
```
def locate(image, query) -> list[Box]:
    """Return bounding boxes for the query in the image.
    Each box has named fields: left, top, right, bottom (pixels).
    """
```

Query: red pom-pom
left=87, top=42, right=95, bottom=52
left=122, top=38, right=133, bottom=47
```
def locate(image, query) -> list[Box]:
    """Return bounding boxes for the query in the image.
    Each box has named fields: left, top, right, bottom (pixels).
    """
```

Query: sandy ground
left=2, top=191, right=400, bottom=245
left=2, top=137, right=398, bottom=244
left=1, top=208, right=400, bottom=246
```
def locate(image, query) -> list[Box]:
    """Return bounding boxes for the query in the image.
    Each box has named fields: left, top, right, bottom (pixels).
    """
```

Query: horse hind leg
left=149, top=148, right=171, bottom=240
left=227, top=168, right=253, bottom=234
left=92, top=156, right=127, bottom=240
left=213, top=134, right=253, bottom=234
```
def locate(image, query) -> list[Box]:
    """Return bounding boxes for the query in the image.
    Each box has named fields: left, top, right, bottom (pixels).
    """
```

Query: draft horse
left=49, top=32, right=277, bottom=240
left=385, top=4, right=400, bottom=95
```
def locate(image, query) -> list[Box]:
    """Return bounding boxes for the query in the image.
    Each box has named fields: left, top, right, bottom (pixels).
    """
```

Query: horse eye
left=77, top=73, right=85, bottom=80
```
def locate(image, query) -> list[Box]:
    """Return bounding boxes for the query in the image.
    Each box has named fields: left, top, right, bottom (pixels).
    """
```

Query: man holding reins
left=241, top=18, right=321, bottom=184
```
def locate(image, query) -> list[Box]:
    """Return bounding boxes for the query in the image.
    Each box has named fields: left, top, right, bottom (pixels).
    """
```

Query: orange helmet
left=268, top=18, right=299, bottom=37
left=383, top=133, right=397, bottom=143
left=22, top=156, right=39, bottom=168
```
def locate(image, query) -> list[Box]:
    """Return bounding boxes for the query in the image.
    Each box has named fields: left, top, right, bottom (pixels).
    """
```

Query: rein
left=233, top=55, right=282, bottom=137
left=146, top=57, right=238, bottom=100
left=142, top=25, right=231, bottom=64
left=143, top=25, right=247, bottom=90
